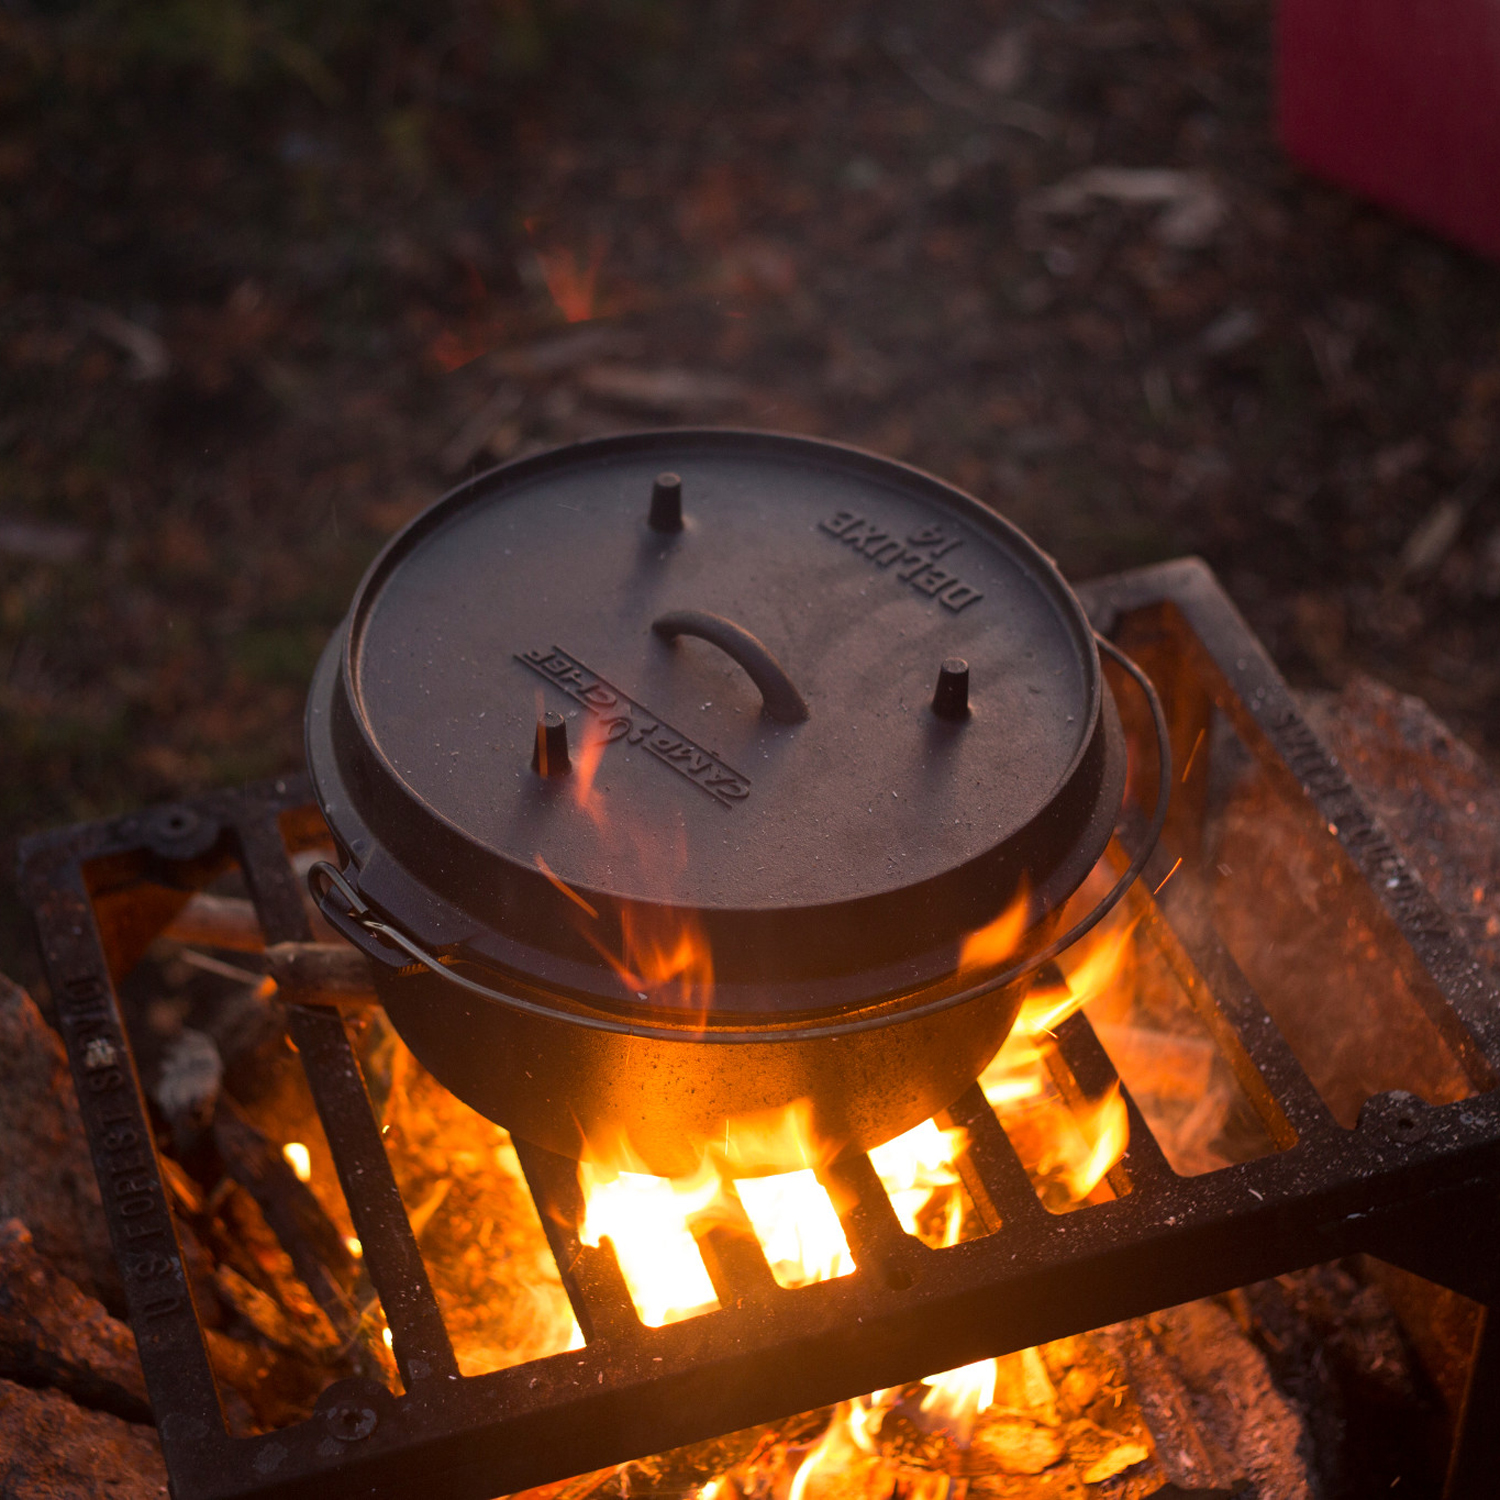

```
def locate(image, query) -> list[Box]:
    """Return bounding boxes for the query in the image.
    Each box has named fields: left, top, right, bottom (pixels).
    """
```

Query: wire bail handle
left=308, top=633, right=1171, bottom=1044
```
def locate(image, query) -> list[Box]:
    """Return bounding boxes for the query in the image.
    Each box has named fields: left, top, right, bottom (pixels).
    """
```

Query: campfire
left=15, top=506, right=1500, bottom=1498
left=406, top=888, right=1155, bottom=1496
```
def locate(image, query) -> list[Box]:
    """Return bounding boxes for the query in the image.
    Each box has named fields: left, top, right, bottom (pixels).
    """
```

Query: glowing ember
left=281, top=1140, right=312, bottom=1182
left=525, top=222, right=605, bottom=324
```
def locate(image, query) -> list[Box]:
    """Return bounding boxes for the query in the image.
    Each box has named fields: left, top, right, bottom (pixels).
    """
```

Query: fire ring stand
left=18, top=558, right=1500, bottom=1500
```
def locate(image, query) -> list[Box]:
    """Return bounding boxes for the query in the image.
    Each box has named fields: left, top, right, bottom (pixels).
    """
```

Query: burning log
left=160, top=892, right=266, bottom=953
left=211, top=1097, right=358, bottom=1318
left=502, top=1332, right=1173, bottom=1497
left=1098, top=1301, right=1315, bottom=1498
left=262, top=941, right=376, bottom=1009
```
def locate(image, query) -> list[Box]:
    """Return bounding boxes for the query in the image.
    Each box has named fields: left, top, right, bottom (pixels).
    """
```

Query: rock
left=0, top=1378, right=166, bottom=1499
left=0, top=974, right=118, bottom=1307
left=0, top=1219, right=149, bottom=1423
left=1301, top=674, right=1500, bottom=984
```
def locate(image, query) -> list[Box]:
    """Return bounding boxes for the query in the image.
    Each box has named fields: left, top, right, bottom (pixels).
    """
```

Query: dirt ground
left=3, top=0, right=1499, bottom=986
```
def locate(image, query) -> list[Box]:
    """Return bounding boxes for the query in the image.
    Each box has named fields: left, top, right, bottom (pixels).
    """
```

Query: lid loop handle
left=651, top=610, right=810, bottom=724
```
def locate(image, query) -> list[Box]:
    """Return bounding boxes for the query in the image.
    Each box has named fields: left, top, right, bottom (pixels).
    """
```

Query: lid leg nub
left=931, top=658, right=970, bottom=721
left=532, top=711, right=572, bottom=776
left=648, top=472, right=684, bottom=533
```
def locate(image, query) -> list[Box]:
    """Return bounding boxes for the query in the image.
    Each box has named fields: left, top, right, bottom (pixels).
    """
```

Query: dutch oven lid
left=306, top=431, right=1124, bottom=1019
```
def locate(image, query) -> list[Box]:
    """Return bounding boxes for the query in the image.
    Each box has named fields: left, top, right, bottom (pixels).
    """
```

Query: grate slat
left=511, top=1136, right=644, bottom=1343
left=819, top=1153, right=926, bottom=1287
left=938, top=1083, right=1050, bottom=1236
left=692, top=1182, right=782, bottom=1308
left=24, top=859, right=228, bottom=1450
left=1051, top=1012, right=1177, bottom=1192
left=235, top=811, right=461, bottom=1387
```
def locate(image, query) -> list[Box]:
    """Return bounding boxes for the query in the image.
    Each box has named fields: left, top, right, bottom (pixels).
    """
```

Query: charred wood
left=160, top=892, right=266, bottom=953
left=210, top=1098, right=357, bottom=1336
left=1098, top=1300, right=1316, bottom=1499
left=263, top=940, right=376, bottom=1008
left=1232, top=1265, right=1440, bottom=1499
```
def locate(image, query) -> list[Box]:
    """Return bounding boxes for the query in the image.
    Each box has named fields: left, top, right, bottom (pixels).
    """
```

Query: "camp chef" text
left=517, top=647, right=751, bottom=807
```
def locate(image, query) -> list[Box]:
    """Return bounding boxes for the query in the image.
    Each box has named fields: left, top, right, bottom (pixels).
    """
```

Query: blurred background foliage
left=5, top=0, right=686, bottom=97
left=2, top=0, right=1498, bottom=995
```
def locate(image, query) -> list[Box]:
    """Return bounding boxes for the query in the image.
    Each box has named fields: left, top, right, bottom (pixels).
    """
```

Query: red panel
left=1278, top=0, right=1500, bottom=260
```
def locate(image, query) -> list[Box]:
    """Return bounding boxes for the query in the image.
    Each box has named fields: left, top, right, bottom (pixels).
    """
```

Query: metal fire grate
left=18, top=558, right=1500, bottom=1500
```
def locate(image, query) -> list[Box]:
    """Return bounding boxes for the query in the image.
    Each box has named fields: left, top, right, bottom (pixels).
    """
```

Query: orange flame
left=956, top=883, right=1031, bottom=975
left=559, top=856, right=1172, bottom=1496
left=586, top=902, right=714, bottom=1019
left=920, top=1356, right=998, bottom=1433
left=736, top=1168, right=853, bottom=1288
left=531, top=842, right=713, bottom=1023
left=1064, top=1083, right=1130, bottom=1199
left=532, top=718, right=712, bottom=1024
left=526, top=225, right=605, bottom=324
left=533, top=854, right=599, bottom=920
left=574, top=879, right=1140, bottom=1327
left=569, top=724, right=611, bottom=815
left=868, top=1118, right=969, bottom=1247
left=976, top=904, right=1139, bottom=1206
left=725, top=1101, right=850, bottom=1287
left=716, top=1097, right=833, bottom=1177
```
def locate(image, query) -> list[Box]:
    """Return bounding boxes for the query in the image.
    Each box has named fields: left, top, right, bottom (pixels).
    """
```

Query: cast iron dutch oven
left=306, top=431, right=1166, bottom=1175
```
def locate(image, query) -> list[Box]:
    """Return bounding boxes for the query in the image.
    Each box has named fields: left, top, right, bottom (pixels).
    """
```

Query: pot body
left=370, top=948, right=1039, bottom=1177
left=306, top=431, right=1132, bottom=1175
left=310, top=647, right=1124, bottom=1175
